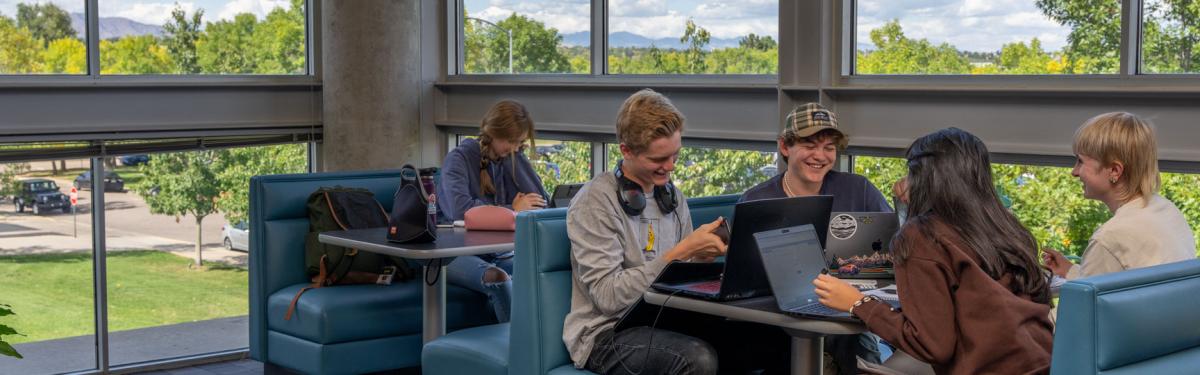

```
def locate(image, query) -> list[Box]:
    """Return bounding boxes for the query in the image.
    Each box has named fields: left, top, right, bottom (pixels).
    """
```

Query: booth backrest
left=248, top=169, right=402, bottom=361
left=1050, top=259, right=1200, bottom=375
left=508, top=194, right=739, bottom=375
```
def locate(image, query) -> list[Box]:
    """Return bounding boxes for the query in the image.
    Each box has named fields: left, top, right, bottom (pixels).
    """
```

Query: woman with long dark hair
left=814, top=128, right=1054, bottom=374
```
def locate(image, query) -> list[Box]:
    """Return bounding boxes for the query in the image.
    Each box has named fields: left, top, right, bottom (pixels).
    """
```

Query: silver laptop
left=753, top=224, right=857, bottom=322
left=826, top=212, right=899, bottom=279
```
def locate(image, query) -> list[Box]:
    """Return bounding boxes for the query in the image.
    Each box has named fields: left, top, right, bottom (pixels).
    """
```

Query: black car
left=12, top=179, right=71, bottom=215
left=119, top=154, right=150, bottom=166
left=74, top=171, right=125, bottom=192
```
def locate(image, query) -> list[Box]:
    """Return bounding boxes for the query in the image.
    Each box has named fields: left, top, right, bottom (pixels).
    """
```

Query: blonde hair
left=616, top=89, right=685, bottom=154
left=478, top=100, right=535, bottom=196
left=1073, top=112, right=1160, bottom=203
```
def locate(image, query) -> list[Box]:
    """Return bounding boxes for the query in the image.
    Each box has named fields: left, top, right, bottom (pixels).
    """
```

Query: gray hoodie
left=562, top=172, right=692, bottom=368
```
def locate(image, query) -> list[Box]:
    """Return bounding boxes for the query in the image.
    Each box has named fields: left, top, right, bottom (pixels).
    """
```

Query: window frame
left=0, top=0, right=320, bottom=83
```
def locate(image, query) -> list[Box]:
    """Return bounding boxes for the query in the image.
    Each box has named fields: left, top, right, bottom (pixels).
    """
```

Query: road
left=0, top=175, right=245, bottom=266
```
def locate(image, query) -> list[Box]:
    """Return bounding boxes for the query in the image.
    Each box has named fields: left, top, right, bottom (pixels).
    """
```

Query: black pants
left=587, top=321, right=790, bottom=375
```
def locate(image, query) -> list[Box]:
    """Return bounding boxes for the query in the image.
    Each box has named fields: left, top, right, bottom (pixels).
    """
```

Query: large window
left=0, top=158, right=96, bottom=374
left=461, top=0, right=589, bottom=74
left=1141, top=0, right=1200, bottom=74
left=854, top=0, right=1121, bottom=74
left=530, top=139, right=592, bottom=194
left=607, top=0, right=778, bottom=74
left=98, top=0, right=307, bottom=75
left=607, top=144, right=776, bottom=198
left=0, top=142, right=309, bottom=373
left=854, top=155, right=1200, bottom=257
left=0, top=1, right=87, bottom=74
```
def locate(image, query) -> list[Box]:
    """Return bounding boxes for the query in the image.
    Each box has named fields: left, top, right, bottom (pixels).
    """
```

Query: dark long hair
left=898, top=128, right=1050, bottom=304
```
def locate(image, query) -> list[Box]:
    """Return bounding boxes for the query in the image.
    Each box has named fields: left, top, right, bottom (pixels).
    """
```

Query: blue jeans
left=446, top=252, right=514, bottom=322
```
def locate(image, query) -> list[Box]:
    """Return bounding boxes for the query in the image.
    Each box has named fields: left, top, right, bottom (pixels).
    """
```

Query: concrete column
left=321, top=0, right=423, bottom=171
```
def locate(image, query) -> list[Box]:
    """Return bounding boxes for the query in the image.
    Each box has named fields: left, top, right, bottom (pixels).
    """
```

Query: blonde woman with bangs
left=437, top=99, right=548, bottom=323
left=1043, top=112, right=1197, bottom=280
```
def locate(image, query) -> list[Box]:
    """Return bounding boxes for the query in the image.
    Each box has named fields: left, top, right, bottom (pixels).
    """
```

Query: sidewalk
left=0, top=224, right=247, bottom=267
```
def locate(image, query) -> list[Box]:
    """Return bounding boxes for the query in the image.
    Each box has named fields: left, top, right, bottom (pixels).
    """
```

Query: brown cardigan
left=854, top=215, right=1054, bottom=375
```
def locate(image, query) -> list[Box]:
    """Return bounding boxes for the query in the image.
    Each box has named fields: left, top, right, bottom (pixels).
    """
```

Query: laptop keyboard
left=689, top=280, right=722, bottom=294
left=791, top=302, right=848, bottom=317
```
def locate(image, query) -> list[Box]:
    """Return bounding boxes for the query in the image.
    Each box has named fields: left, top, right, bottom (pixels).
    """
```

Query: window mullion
left=591, top=0, right=606, bottom=76
left=1120, top=0, right=1142, bottom=75
left=86, top=0, right=100, bottom=77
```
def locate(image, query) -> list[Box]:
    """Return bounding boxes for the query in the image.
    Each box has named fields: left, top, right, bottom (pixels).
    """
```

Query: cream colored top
left=1066, top=194, right=1197, bottom=280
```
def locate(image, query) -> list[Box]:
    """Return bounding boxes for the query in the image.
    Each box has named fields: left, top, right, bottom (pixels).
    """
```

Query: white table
left=319, top=227, right=514, bottom=343
left=643, top=291, right=865, bottom=375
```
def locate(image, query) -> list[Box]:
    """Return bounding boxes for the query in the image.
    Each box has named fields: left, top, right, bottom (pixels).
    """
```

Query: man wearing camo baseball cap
left=738, top=102, right=895, bottom=373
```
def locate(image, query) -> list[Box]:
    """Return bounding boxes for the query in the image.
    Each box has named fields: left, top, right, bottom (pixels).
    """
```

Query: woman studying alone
left=437, top=100, right=548, bottom=323
left=814, top=128, right=1055, bottom=375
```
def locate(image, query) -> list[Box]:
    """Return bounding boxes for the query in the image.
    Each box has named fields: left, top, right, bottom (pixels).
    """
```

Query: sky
left=0, top=0, right=291, bottom=26
left=464, top=0, right=1079, bottom=53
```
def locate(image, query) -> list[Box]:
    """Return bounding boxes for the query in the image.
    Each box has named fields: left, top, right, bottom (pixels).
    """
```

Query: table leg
left=422, top=263, right=447, bottom=343
left=789, top=334, right=824, bottom=375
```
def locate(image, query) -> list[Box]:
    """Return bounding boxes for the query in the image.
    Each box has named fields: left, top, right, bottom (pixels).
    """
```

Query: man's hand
left=513, top=192, right=546, bottom=212
left=813, top=274, right=865, bottom=312
left=664, top=217, right=728, bottom=263
left=1041, top=247, right=1072, bottom=277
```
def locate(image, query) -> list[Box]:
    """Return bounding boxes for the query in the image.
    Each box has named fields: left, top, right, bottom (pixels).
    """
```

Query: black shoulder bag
left=387, top=164, right=437, bottom=243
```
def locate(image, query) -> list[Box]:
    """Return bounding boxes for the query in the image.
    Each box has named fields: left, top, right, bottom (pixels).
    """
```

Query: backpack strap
left=323, top=192, right=359, bottom=281
left=285, top=254, right=333, bottom=321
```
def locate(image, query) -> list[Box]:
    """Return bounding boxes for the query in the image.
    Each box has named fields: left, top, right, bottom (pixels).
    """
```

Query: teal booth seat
left=422, top=194, right=739, bottom=375
left=1050, top=259, right=1200, bottom=375
left=249, top=170, right=496, bottom=374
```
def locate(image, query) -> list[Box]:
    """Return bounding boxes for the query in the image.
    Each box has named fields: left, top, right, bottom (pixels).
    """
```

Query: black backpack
left=285, top=186, right=417, bottom=320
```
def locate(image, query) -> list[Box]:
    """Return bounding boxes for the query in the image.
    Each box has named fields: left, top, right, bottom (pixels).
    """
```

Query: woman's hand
left=512, top=192, right=546, bottom=212
left=1041, top=247, right=1072, bottom=277
left=813, top=274, right=865, bottom=312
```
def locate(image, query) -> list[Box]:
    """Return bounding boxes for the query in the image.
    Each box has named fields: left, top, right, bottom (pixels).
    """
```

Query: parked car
left=12, top=179, right=70, bottom=215
left=118, top=154, right=150, bottom=166
left=222, top=221, right=249, bottom=252
left=73, top=171, right=125, bottom=192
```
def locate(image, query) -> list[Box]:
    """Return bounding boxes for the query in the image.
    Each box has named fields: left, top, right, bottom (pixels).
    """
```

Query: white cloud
left=857, top=0, right=1073, bottom=52
left=609, top=0, right=668, bottom=17
left=217, top=0, right=288, bottom=21
left=101, top=2, right=197, bottom=26
left=471, top=0, right=590, bottom=34
left=0, top=0, right=84, bottom=17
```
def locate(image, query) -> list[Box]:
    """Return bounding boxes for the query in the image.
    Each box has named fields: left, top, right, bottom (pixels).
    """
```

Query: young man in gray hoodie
left=562, top=89, right=728, bottom=375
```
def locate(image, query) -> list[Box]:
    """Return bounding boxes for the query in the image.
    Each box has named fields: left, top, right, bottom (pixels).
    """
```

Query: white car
left=221, top=221, right=249, bottom=251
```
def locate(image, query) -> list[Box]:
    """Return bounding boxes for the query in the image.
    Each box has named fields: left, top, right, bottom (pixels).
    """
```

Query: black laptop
left=549, top=183, right=584, bottom=208
left=649, top=195, right=834, bottom=301
left=754, top=224, right=900, bottom=323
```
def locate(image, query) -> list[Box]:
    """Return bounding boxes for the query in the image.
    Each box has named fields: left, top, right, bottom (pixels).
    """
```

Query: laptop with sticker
left=826, top=212, right=899, bottom=279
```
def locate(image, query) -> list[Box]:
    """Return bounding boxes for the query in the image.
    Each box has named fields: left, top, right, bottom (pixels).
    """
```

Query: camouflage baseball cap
left=784, top=103, right=842, bottom=139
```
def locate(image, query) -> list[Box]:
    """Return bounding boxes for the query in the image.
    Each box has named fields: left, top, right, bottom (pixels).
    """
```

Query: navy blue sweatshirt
left=437, top=138, right=549, bottom=222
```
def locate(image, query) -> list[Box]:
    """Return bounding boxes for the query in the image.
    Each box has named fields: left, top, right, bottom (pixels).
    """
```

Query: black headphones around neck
left=614, top=160, right=678, bottom=216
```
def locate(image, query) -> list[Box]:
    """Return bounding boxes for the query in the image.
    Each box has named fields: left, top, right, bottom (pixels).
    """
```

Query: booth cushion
left=1051, top=259, right=1200, bottom=375
left=422, top=323, right=511, bottom=375
left=268, top=282, right=494, bottom=344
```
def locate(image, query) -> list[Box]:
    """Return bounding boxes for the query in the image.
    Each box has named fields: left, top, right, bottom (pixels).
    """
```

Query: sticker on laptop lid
left=830, top=214, right=857, bottom=240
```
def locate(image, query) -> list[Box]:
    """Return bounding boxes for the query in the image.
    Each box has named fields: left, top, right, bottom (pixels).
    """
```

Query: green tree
left=250, top=0, right=306, bottom=74
left=997, top=39, right=1056, bottom=74
left=0, top=14, right=42, bottom=73
left=606, top=146, right=775, bottom=198
left=464, top=13, right=572, bottom=73
left=1141, top=0, right=1200, bottom=73
left=680, top=19, right=711, bottom=74
left=856, top=20, right=971, bottom=74
left=100, top=35, right=173, bottom=74
left=162, top=6, right=204, bottom=74
left=134, top=151, right=223, bottom=267
left=0, top=303, right=22, bottom=359
left=16, top=2, right=73, bottom=46
left=1, top=162, right=32, bottom=199
left=196, top=13, right=257, bottom=74
left=1035, top=0, right=1122, bottom=73
left=41, top=37, right=85, bottom=73
left=214, top=144, right=307, bottom=224
left=739, top=33, right=777, bottom=51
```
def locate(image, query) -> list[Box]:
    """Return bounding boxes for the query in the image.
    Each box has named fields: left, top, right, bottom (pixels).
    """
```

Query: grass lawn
left=0, top=251, right=246, bottom=344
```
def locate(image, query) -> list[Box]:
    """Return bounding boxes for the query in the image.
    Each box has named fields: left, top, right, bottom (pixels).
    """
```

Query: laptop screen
left=753, top=224, right=829, bottom=312
left=826, top=212, right=898, bottom=275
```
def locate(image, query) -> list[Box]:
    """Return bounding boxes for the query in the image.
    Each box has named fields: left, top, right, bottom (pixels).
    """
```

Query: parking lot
left=1, top=172, right=246, bottom=266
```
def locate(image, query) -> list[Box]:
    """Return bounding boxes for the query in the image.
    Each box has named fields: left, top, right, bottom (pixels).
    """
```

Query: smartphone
left=712, top=217, right=731, bottom=245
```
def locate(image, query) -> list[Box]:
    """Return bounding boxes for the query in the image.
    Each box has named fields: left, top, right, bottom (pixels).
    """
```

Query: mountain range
left=69, top=12, right=163, bottom=40
left=562, top=31, right=746, bottom=50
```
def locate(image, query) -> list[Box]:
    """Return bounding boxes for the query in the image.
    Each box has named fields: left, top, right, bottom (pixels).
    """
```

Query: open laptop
left=826, top=212, right=899, bottom=279
left=649, top=195, right=833, bottom=301
left=549, top=183, right=584, bottom=208
left=754, top=224, right=900, bottom=322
